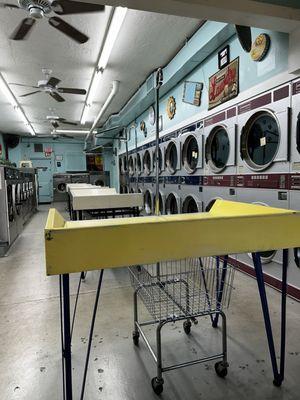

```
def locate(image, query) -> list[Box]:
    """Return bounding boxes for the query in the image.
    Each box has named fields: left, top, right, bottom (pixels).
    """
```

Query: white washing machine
left=237, top=83, right=290, bottom=175
left=235, top=187, right=290, bottom=287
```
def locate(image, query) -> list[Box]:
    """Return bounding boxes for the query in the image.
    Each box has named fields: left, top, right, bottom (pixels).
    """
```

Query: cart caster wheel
left=215, top=361, right=228, bottom=378
left=151, top=377, right=164, bottom=395
left=132, top=331, right=139, bottom=346
left=183, top=320, right=192, bottom=335
left=273, top=378, right=282, bottom=387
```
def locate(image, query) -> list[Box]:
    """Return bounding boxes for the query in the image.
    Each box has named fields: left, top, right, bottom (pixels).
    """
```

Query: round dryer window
left=57, top=183, right=66, bottom=193
left=182, top=135, right=199, bottom=173
left=165, top=141, right=178, bottom=175
left=206, top=126, right=230, bottom=173
left=152, top=148, right=162, bottom=173
left=182, top=195, right=199, bottom=213
left=94, top=179, right=105, bottom=187
left=166, top=193, right=179, bottom=214
left=136, top=153, right=142, bottom=175
left=144, top=190, right=152, bottom=214
left=241, top=111, right=280, bottom=171
left=143, top=150, right=151, bottom=175
left=128, top=156, right=135, bottom=176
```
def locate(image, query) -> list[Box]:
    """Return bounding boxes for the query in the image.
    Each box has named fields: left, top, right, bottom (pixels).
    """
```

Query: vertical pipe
left=62, top=274, right=73, bottom=400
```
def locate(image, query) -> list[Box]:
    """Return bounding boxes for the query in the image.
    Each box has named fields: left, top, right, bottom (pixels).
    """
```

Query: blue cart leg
left=252, top=250, right=288, bottom=387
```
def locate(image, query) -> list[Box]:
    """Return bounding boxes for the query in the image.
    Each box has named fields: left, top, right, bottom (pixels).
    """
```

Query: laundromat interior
left=1, top=1, right=300, bottom=399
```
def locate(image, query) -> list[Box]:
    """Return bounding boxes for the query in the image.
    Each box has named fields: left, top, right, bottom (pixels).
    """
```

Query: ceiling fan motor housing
left=18, top=0, right=52, bottom=16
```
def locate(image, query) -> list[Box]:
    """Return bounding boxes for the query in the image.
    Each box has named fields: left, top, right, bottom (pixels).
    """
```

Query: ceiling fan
left=46, top=114, right=78, bottom=129
left=0, top=0, right=105, bottom=43
left=10, top=68, right=86, bottom=102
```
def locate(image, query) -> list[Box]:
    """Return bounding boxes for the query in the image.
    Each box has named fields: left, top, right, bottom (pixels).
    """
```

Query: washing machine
left=0, top=167, right=19, bottom=254
left=237, top=83, right=290, bottom=175
left=53, top=173, right=72, bottom=202
left=89, top=171, right=110, bottom=187
left=70, top=173, right=89, bottom=184
left=234, top=185, right=290, bottom=287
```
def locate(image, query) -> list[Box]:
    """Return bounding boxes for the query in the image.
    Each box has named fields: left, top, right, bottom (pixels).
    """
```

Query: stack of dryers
left=288, top=78, right=300, bottom=295
left=21, top=168, right=37, bottom=224
left=53, top=173, right=72, bottom=202
left=119, top=153, right=129, bottom=193
left=140, top=144, right=157, bottom=215
left=235, top=83, right=291, bottom=288
left=202, top=108, right=237, bottom=212
left=177, top=123, right=204, bottom=214
left=89, top=171, right=110, bottom=187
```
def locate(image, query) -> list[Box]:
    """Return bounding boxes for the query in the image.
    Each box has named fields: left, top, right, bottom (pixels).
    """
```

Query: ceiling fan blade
left=235, top=25, right=252, bottom=53
left=9, top=83, right=39, bottom=88
left=19, top=90, right=41, bottom=97
left=0, top=3, right=21, bottom=9
left=47, top=77, right=61, bottom=88
left=60, top=134, right=75, bottom=139
left=49, top=91, right=65, bottom=102
left=52, top=0, right=105, bottom=15
left=10, top=18, right=36, bottom=40
left=60, top=120, right=78, bottom=126
left=57, top=87, right=86, bottom=95
left=51, top=121, right=59, bottom=129
left=48, top=16, right=89, bottom=44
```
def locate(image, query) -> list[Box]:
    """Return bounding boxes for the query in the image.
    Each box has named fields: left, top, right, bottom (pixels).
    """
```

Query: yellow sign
left=250, top=33, right=270, bottom=62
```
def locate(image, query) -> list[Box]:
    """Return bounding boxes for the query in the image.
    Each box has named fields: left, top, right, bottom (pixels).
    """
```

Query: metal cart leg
left=132, top=289, right=140, bottom=344
left=251, top=250, right=288, bottom=387
left=60, top=274, right=73, bottom=400
left=151, top=322, right=164, bottom=395
left=212, top=256, right=228, bottom=328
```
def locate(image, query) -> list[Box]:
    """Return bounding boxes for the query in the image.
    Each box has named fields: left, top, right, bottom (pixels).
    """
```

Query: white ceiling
left=0, top=4, right=200, bottom=137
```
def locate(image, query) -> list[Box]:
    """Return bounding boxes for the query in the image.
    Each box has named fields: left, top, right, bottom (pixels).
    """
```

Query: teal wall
left=117, top=26, right=288, bottom=156
left=9, top=137, right=87, bottom=173
left=0, top=133, right=5, bottom=160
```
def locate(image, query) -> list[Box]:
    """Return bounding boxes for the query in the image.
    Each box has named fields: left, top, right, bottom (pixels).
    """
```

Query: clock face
left=149, top=105, right=156, bottom=126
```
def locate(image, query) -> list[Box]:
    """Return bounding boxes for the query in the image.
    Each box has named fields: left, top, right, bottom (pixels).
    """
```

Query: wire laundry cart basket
left=128, top=255, right=235, bottom=394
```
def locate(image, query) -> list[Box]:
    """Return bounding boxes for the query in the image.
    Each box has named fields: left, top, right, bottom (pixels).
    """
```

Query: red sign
left=44, top=147, right=53, bottom=158
left=208, top=58, right=239, bottom=110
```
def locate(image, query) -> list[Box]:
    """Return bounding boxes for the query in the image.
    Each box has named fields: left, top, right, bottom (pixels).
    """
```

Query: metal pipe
left=85, top=80, right=120, bottom=143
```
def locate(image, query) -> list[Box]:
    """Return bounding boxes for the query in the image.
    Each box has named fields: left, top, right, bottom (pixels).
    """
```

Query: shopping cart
left=128, top=256, right=235, bottom=394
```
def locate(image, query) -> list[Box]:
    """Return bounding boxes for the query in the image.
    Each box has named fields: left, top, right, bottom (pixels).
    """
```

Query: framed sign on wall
left=182, top=81, right=203, bottom=106
left=208, top=57, right=239, bottom=110
left=218, top=45, right=230, bottom=69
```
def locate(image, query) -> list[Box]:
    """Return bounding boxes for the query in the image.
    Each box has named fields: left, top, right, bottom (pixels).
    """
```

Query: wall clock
left=167, top=96, right=176, bottom=119
left=149, top=105, right=156, bottom=126
left=250, top=33, right=270, bottom=62
left=140, top=120, right=147, bottom=137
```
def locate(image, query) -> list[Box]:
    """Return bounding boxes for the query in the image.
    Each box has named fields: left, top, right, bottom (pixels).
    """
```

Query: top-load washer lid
left=144, top=189, right=153, bottom=214
left=182, top=195, right=200, bottom=213
left=205, top=126, right=230, bottom=173
left=128, top=155, right=135, bottom=176
left=143, top=150, right=151, bottom=175
left=136, top=153, right=142, bottom=175
left=182, top=134, right=199, bottom=173
left=152, top=148, right=162, bottom=173
left=165, top=192, right=179, bottom=214
left=241, top=111, right=280, bottom=171
left=165, top=141, right=178, bottom=175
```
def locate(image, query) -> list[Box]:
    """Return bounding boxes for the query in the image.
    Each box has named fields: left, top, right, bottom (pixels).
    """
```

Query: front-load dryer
left=290, top=78, right=300, bottom=174
left=237, top=83, right=290, bottom=175
left=204, top=107, right=237, bottom=176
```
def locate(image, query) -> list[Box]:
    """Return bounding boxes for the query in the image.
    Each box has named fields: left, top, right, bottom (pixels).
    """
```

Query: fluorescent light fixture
left=80, top=103, right=91, bottom=125
left=54, top=129, right=90, bottom=134
left=80, top=7, right=127, bottom=125
left=98, top=7, right=127, bottom=71
left=0, top=72, right=35, bottom=136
